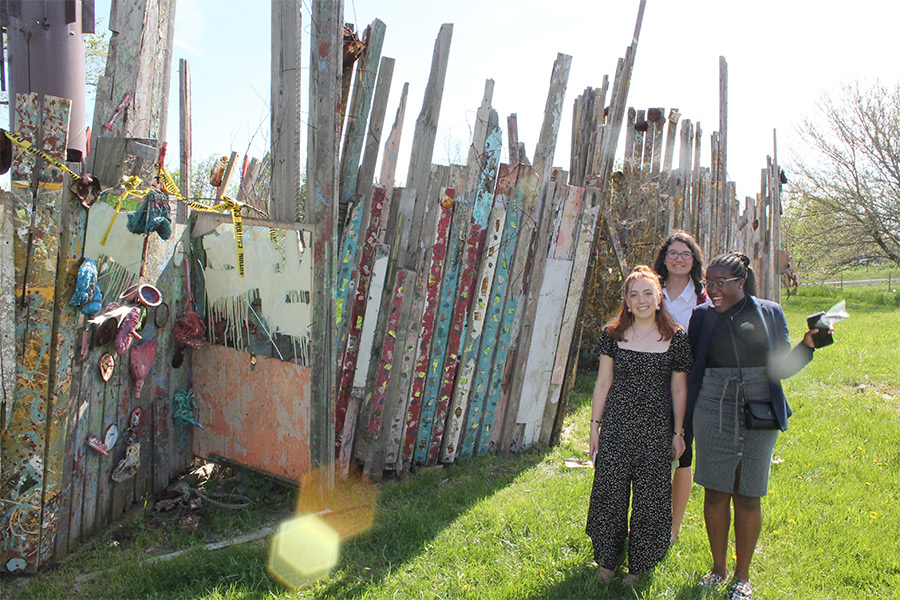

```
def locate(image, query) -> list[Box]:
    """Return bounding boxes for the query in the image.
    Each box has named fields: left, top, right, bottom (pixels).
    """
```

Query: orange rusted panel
left=192, top=345, right=311, bottom=483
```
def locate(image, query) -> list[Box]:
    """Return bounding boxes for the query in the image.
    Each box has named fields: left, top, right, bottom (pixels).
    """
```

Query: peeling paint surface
left=192, top=344, right=311, bottom=483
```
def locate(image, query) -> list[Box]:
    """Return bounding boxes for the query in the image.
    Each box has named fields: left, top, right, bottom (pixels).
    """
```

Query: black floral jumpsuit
left=586, top=327, right=693, bottom=574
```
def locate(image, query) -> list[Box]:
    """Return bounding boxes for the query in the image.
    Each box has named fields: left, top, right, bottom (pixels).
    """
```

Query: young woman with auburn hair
left=586, top=265, right=693, bottom=585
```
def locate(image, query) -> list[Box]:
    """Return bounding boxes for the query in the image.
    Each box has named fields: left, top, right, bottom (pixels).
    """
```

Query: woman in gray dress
left=687, top=252, right=822, bottom=600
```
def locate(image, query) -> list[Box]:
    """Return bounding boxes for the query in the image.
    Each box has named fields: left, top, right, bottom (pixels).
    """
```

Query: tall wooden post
left=88, top=0, right=177, bottom=168
left=177, top=59, right=191, bottom=223
left=307, top=0, right=342, bottom=483
left=271, top=0, right=304, bottom=222
left=717, top=56, right=728, bottom=249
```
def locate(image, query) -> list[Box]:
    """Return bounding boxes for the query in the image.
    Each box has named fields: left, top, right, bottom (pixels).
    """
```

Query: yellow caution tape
left=100, top=175, right=149, bottom=246
left=3, top=129, right=83, bottom=181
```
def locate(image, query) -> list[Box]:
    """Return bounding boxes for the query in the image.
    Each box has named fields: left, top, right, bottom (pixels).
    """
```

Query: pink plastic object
left=115, top=307, right=143, bottom=355
left=137, top=284, right=162, bottom=307
left=119, top=284, right=140, bottom=302
left=87, top=434, right=109, bottom=456
left=129, top=340, right=157, bottom=399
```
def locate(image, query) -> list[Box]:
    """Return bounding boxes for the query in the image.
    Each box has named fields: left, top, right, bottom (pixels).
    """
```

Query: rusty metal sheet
left=192, top=344, right=311, bottom=484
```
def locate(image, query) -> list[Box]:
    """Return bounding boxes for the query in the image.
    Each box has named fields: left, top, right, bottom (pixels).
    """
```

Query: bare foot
left=623, top=573, right=641, bottom=585
left=597, top=567, right=615, bottom=583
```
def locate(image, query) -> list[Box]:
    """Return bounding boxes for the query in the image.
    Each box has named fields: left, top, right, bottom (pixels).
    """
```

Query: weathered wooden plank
left=0, top=193, right=14, bottom=436
left=650, top=107, right=665, bottom=176
left=400, top=191, right=453, bottom=468
left=363, top=269, right=410, bottom=439
left=363, top=268, right=414, bottom=478
left=89, top=0, right=176, bottom=169
left=507, top=114, right=520, bottom=165
left=532, top=53, right=572, bottom=184
left=47, top=166, right=91, bottom=561
left=306, top=0, right=342, bottom=477
left=335, top=188, right=386, bottom=448
left=378, top=82, right=408, bottom=199
left=718, top=56, right=728, bottom=247
left=335, top=201, right=366, bottom=354
left=177, top=58, right=191, bottom=224
left=270, top=0, right=303, bottom=222
left=355, top=56, right=395, bottom=208
left=479, top=294, right=520, bottom=455
left=462, top=169, right=520, bottom=458
left=2, top=93, right=71, bottom=573
left=405, top=24, right=453, bottom=195
left=662, top=108, right=681, bottom=173
left=338, top=19, right=386, bottom=224
left=426, top=224, right=482, bottom=465
left=339, top=244, right=389, bottom=474
left=771, top=130, right=782, bottom=303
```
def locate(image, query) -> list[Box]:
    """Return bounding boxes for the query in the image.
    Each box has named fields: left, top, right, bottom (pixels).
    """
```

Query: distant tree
left=789, top=81, right=900, bottom=271
left=84, top=30, right=111, bottom=92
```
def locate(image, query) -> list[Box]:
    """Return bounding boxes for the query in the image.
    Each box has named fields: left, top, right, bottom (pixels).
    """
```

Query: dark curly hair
left=707, top=251, right=758, bottom=297
left=652, top=231, right=705, bottom=297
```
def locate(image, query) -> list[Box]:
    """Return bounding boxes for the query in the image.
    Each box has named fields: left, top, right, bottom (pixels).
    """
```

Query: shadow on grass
left=522, top=564, right=706, bottom=600
left=313, top=448, right=551, bottom=598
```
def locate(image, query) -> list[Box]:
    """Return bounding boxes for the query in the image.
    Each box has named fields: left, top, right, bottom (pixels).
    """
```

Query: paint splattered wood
left=339, top=245, right=389, bottom=474
left=443, top=204, right=506, bottom=462
left=477, top=295, right=519, bottom=456
left=364, top=269, right=410, bottom=437
left=550, top=182, right=584, bottom=260
left=338, top=19, right=386, bottom=221
left=363, top=268, right=415, bottom=478
left=400, top=191, right=453, bottom=467
left=2, top=93, right=71, bottom=573
left=532, top=53, right=572, bottom=185
left=307, top=0, right=342, bottom=477
left=335, top=188, right=386, bottom=447
left=46, top=170, right=90, bottom=561
left=461, top=168, right=520, bottom=458
left=335, top=200, right=366, bottom=354
left=426, top=224, right=482, bottom=465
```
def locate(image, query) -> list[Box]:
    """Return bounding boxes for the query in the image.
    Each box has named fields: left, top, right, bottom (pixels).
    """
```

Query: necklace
left=629, top=325, right=657, bottom=342
left=728, top=296, right=749, bottom=321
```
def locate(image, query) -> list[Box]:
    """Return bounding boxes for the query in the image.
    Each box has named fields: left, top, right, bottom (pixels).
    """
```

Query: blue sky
left=88, top=0, right=898, bottom=200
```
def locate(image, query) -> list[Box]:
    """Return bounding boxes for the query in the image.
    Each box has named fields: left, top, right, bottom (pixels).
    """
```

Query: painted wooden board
left=339, top=245, right=389, bottom=474
left=400, top=191, right=453, bottom=467
left=335, top=188, right=386, bottom=447
left=2, top=93, right=71, bottom=573
left=477, top=295, right=519, bottom=456
left=336, top=201, right=365, bottom=336
left=355, top=56, right=395, bottom=206
left=550, top=185, right=584, bottom=260
left=363, top=268, right=415, bottom=478
left=515, top=258, right=575, bottom=447
left=364, top=269, right=410, bottom=437
left=192, top=344, right=311, bottom=483
left=444, top=204, right=506, bottom=462
left=426, top=224, right=482, bottom=465
left=45, top=169, right=90, bottom=561
left=461, top=174, right=521, bottom=458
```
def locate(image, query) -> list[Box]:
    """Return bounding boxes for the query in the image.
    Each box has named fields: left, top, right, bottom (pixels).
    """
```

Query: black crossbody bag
left=726, top=319, right=779, bottom=430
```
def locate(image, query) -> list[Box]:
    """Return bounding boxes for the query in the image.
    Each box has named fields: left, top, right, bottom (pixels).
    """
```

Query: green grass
left=6, top=287, right=899, bottom=599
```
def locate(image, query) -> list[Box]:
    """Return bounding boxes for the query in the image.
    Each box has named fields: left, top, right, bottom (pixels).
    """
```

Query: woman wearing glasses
left=587, top=266, right=692, bottom=584
left=652, top=232, right=708, bottom=545
left=687, top=252, right=820, bottom=600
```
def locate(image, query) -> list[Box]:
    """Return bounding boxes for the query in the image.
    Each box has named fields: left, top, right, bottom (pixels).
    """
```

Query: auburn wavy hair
left=606, top=265, right=680, bottom=342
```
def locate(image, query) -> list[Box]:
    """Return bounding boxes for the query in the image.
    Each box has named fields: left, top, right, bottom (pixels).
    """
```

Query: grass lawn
left=5, top=287, right=899, bottom=599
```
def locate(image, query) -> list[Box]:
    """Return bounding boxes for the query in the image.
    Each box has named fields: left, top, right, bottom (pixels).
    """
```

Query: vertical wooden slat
left=378, top=82, right=408, bottom=199
left=355, top=57, right=395, bottom=206
left=177, top=59, right=191, bottom=224
left=2, top=93, right=71, bottom=573
left=307, top=0, right=342, bottom=479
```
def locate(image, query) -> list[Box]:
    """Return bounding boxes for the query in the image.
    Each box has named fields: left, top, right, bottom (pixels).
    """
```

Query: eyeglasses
left=702, top=277, right=741, bottom=290
left=666, top=250, right=694, bottom=261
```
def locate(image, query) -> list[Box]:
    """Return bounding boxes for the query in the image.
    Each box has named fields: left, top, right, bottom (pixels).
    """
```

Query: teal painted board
left=461, top=186, right=521, bottom=458
left=471, top=127, right=502, bottom=227
left=2, top=93, right=71, bottom=573
left=476, top=295, right=519, bottom=456
left=336, top=200, right=365, bottom=341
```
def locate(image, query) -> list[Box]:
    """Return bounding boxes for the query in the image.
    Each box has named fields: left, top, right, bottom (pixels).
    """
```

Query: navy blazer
left=687, top=295, right=814, bottom=431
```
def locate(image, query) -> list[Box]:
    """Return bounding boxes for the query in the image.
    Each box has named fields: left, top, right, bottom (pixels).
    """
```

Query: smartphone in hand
left=806, top=312, right=834, bottom=348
